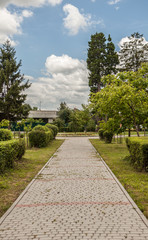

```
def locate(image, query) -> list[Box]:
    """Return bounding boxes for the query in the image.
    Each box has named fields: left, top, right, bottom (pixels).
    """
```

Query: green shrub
left=98, top=129, right=104, bottom=140
left=0, top=129, right=12, bottom=141
left=126, top=137, right=148, bottom=171
left=103, top=130, right=114, bottom=143
left=0, top=139, right=25, bottom=173
left=45, top=123, right=58, bottom=138
left=33, top=125, right=49, bottom=132
left=29, top=130, right=53, bottom=148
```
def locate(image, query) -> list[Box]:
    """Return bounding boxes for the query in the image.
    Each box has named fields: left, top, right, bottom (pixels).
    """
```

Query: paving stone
left=0, top=137, right=148, bottom=239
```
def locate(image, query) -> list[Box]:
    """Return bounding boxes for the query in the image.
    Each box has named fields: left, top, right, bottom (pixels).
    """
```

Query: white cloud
left=108, top=0, right=121, bottom=5
left=24, top=75, right=35, bottom=81
left=47, top=0, right=63, bottom=6
left=0, top=0, right=62, bottom=8
left=26, top=54, right=89, bottom=110
left=63, top=4, right=102, bottom=35
left=22, top=10, right=33, bottom=18
left=118, top=36, right=130, bottom=48
left=0, top=8, right=33, bottom=45
left=91, top=0, right=96, bottom=2
left=45, top=54, right=86, bottom=75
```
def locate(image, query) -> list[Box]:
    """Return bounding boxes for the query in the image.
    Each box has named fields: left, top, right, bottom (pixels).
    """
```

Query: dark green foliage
left=45, top=123, right=58, bottom=138
left=0, top=129, right=12, bottom=141
left=105, top=34, right=119, bottom=75
left=29, top=125, right=54, bottom=148
left=57, top=102, right=71, bottom=125
left=0, top=40, right=31, bottom=121
left=87, top=32, right=118, bottom=93
left=29, top=130, right=52, bottom=148
left=103, top=130, right=114, bottom=143
left=126, top=138, right=148, bottom=171
left=98, top=129, right=104, bottom=140
left=0, top=139, right=25, bottom=173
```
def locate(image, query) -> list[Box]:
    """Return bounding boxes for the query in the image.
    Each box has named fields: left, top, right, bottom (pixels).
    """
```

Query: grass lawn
left=90, top=138, right=148, bottom=219
left=0, top=139, right=64, bottom=218
left=57, top=132, right=98, bottom=137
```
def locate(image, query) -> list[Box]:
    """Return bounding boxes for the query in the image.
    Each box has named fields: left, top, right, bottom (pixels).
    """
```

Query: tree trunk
left=97, top=83, right=101, bottom=92
left=135, top=125, right=140, bottom=137
left=128, top=128, right=131, bottom=137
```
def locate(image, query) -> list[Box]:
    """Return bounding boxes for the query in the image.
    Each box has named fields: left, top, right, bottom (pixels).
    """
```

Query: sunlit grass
left=0, top=139, right=64, bottom=217
left=90, top=138, right=148, bottom=219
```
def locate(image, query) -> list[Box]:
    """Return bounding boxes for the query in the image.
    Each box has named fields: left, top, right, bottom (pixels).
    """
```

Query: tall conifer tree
left=87, top=32, right=118, bottom=93
left=0, top=40, right=31, bottom=121
left=118, top=32, right=148, bottom=72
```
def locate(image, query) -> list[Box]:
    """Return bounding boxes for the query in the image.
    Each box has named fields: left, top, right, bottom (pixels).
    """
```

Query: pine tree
left=87, top=32, right=106, bottom=93
left=118, top=32, right=148, bottom=72
left=0, top=40, right=31, bottom=121
left=105, top=34, right=119, bottom=75
left=87, top=32, right=118, bottom=93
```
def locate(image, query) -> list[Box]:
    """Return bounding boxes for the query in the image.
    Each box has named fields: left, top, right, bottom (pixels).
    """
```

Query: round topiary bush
left=29, top=130, right=48, bottom=148
left=33, top=125, right=49, bottom=132
left=45, top=123, right=58, bottom=138
left=0, top=129, right=13, bottom=141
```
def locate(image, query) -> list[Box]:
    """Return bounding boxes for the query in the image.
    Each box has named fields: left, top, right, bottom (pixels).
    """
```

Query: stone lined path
left=0, top=137, right=148, bottom=240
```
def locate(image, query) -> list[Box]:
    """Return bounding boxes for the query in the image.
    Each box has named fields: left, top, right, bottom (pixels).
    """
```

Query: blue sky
left=0, top=0, right=148, bottom=110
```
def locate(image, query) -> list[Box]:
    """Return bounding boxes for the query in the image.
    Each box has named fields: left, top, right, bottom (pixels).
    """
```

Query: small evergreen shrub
left=0, top=139, right=25, bottom=173
left=45, top=123, right=58, bottom=138
left=126, top=138, right=148, bottom=171
left=0, top=129, right=12, bottom=141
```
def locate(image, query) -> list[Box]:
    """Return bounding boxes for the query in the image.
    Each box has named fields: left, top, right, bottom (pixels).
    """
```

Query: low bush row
left=29, top=124, right=58, bottom=148
left=0, top=129, right=13, bottom=141
left=126, top=137, right=148, bottom=171
left=0, top=139, right=25, bottom=173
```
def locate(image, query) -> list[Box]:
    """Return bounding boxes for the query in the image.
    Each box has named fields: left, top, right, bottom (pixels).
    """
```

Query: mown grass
left=0, top=139, right=64, bottom=217
left=57, top=132, right=98, bottom=137
left=90, top=138, right=148, bottom=219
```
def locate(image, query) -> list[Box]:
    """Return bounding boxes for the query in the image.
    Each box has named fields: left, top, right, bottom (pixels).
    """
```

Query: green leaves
left=0, top=40, right=31, bottom=121
left=91, top=64, right=148, bottom=135
left=87, top=32, right=118, bottom=93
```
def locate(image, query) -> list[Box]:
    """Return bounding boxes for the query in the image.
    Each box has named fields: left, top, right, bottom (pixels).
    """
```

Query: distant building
left=28, top=110, right=58, bottom=123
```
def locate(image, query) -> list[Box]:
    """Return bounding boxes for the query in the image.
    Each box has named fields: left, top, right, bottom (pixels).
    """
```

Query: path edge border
left=90, top=139, right=148, bottom=228
left=0, top=141, right=65, bottom=225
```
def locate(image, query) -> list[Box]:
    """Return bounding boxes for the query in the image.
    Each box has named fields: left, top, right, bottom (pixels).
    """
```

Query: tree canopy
left=87, top=32, right=118, bottom=93
left=90, top=63, right=148, bottom=136
left=118, top=32, right=148, bottom=72
left=0, top=40, right=31, bottom=122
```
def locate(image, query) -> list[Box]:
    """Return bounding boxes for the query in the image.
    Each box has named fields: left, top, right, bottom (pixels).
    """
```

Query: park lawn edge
left=0, top=139, right=64, bottom=218
left=90, top=138, right=148, bottom=219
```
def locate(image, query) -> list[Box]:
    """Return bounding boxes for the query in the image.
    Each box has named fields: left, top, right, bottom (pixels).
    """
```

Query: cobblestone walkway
left=0, top=137, right=148, bottom=240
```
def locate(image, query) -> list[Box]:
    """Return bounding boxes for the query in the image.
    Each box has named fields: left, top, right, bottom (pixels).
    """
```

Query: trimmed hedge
left=0, top=129, right=12, bottom=141
left=0, top=139, right=25, bottom=173
left=126, top=137, right=148, bottom=171
left=29, top=125, right=54, bottom=148
left=33, top=125, right=49, bottom=132
left=45, top=123, right=58, bottom=138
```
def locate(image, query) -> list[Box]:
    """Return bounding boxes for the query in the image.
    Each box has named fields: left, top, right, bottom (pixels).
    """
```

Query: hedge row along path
left=0, top=137, right=148, bottom=239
